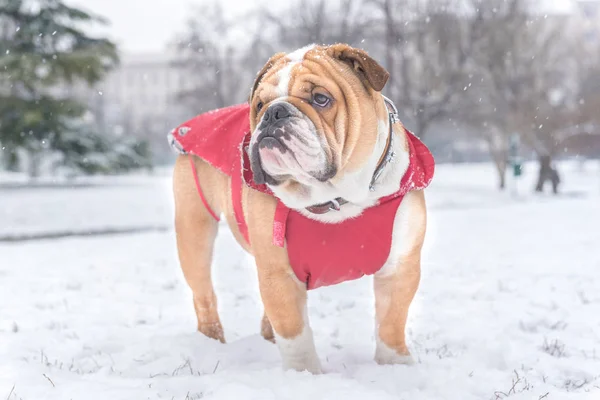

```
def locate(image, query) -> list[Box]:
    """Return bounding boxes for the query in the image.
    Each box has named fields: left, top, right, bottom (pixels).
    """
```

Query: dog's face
left=248, top=44, right=391, bottom=212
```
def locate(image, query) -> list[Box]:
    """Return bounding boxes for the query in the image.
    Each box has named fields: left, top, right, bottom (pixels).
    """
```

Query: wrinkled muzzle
left=249, top=102, right=336, bottom=186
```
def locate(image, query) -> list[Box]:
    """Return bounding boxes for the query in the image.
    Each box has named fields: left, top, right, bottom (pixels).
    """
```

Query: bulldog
left=169, top=44, right=434, bottom=373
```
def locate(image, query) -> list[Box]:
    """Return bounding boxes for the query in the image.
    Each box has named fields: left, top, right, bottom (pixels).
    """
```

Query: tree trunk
left=496, top=161, right=507, bottom=190
left=2, top=149, right=20, bottom=172
left=487, top=138, right=508, bottom=191
left=535, top=155, right=560, bottom=194
left=28, top=149, right=41, bottom=179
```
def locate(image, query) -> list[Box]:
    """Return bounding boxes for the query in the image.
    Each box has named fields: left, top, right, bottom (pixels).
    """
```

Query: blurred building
left=63, top=53, right=191, bottom=163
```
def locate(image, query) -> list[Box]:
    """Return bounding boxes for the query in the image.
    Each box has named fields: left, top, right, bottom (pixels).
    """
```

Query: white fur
left=277, top=44, right=315, bottom=96
left=375, top=335, right=415, bottom=365
left=274, top=307, right=322, bottom=373
left=277, top=44, right=315, bottom=97
left=288, top=44, right=316, bottom=62
left=296, top=117, right=409, bottom=223
left=276, top=64, right=294, bottom=97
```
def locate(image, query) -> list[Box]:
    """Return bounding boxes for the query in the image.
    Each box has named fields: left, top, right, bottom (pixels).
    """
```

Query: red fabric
left=171, top=103, right=435, bottom=290
left=284, top=131, right=434, bottom=289
left=171, top=104, right=271, bottom=242
left=286, top=196, right=402, bottom=288
left=173, top=104, right=252, bottom=178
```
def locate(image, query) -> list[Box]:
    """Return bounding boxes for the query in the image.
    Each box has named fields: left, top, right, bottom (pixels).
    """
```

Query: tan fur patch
left=246, top=189, right=307, bottom=339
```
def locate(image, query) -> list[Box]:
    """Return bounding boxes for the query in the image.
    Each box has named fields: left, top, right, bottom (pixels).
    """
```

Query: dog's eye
left=312, top=93, right=330, bottom=107
left=256, top=101, right=264, bottom=112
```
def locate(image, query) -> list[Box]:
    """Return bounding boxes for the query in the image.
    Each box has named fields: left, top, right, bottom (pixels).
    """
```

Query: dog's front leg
left=257, top=266, right=321, bottom=373
left=373, top=190, right=426, bottom=365
left=247, top=191, right=321, bottom=374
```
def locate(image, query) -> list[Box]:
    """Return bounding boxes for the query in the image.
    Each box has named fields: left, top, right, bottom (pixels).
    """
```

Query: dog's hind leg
left=373, top=190, right=427, bottom=365
left=173, top=155, right=224, bottom=343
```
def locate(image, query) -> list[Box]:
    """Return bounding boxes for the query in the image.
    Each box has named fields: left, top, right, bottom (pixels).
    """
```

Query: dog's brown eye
left=256, top=101, right=264, bottom=112
left=312, top=93, right=330, bottom=107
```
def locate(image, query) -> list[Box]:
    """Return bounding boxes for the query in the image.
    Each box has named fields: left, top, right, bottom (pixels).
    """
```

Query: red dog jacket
left=169, top=103, right=435, bottom=289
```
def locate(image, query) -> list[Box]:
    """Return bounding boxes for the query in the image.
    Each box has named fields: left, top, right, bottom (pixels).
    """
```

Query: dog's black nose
left=263, top=103, right=291, bottom=122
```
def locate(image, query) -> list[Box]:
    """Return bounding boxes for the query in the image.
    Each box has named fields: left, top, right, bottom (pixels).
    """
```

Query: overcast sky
left=66, top=0, right=264, bottom=53
left=67, top=0, right=576, bottom=54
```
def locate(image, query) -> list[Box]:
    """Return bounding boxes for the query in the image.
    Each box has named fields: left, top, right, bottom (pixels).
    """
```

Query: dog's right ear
left=248, top=52, right=286, bottom=103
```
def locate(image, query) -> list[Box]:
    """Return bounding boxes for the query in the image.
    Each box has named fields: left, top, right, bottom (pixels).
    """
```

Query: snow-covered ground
left=1, top=161, right=599, bottom=400
left=0, top=169, right=174, bottom=239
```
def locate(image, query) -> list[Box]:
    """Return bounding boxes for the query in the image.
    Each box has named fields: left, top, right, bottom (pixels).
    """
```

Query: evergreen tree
left=0, top=0, right=140, bottom=177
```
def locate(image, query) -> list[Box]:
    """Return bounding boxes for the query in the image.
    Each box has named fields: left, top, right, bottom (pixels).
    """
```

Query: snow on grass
left=0, top=169, right=174, bottom=238
left=0, top=161, right=599, bottom=399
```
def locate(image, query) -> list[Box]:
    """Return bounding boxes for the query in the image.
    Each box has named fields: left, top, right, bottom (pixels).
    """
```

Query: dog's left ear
left=248, top=52, right=286, bottom=103
left=327, top=44, right=389, bottom=92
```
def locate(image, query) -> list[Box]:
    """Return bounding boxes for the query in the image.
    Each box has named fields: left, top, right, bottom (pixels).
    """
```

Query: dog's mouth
left=249, top=102, right=336, bottom=187
left=250, top=132, right=336, bottom=187
left=259, top=135, right=288, bottom=154
left=250, top=134, right=292, bottom=186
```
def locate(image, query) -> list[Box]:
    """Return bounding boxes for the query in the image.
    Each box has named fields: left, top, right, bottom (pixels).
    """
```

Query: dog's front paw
left=282, top=354, right=322, bottom=374
left=277, top=329, right=322, bottom=374
left=198, top=322, right=225, bottom=343
left=375, top=352, right=414, bottom=366
left=375, top=340, right=414, bottom=366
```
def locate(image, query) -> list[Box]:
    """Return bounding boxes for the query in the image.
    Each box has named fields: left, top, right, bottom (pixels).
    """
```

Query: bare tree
left=454, top=0, right=572, bottom=190
left=366, top=0, right=477, bottom=140
left=454, top=0, right=527, bottom=189
left=459, top=0, right=596, bottom=191
left=227, top=0, right=376, bottom=105
left=171, top=3, right=249, bottom=113
left=171, top=0, right=373, bottom=113
left=260, top=0, right=372, bottom=51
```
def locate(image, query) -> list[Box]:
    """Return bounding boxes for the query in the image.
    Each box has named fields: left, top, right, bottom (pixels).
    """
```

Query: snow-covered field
left=0, top=170, right=174, bottom=239
left=1, top=161, right=599, bottom=400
